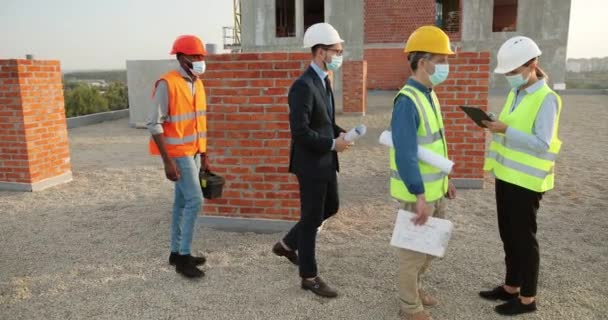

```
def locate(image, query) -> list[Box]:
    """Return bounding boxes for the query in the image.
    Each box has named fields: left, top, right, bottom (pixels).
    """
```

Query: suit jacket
left=288, top=66, right=345, bottom=180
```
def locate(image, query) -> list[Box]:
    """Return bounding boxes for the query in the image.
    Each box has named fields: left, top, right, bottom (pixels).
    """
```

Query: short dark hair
left=408, top=52, right=432, bottom=72
left=311, top=44, right=332, bottom=55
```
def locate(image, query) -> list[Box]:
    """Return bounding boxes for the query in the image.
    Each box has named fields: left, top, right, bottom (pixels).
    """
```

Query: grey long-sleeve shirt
left=146, top=67, right=196, bottom=135
left=504, top=79, right=558, bottom=153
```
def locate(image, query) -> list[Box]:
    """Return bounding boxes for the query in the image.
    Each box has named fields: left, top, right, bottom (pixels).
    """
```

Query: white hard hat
left=494, top=36, right=542, bottom=74
left=302, top=23, right=344, bottom=48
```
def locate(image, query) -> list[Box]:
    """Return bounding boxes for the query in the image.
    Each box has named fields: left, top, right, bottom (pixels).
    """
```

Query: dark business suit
left=283, top=66, right=344, bottom=279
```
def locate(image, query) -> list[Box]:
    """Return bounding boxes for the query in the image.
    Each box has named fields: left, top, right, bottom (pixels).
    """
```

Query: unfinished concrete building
left=239, top=0, right=572, bottom=92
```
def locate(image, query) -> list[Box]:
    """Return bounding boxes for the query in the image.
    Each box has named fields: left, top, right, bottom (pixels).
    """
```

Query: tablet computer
left=459, top=106, right=492, bottom=128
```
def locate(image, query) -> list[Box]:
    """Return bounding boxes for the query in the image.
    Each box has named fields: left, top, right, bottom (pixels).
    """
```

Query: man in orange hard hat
left=147, top=35, right=209, bottom=279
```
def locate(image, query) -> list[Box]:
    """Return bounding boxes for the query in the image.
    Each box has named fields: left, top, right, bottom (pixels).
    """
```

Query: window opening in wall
left=276, top=0, right=296, bottom=37
left=304, top=0, right=324, bottom=32
left=435, top=0, right=460, bottom=33
left=493, top=0, right=518, bottom=32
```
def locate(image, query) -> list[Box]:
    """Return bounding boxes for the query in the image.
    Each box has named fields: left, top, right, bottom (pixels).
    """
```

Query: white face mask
left=190, top=60, right=206, bottom=76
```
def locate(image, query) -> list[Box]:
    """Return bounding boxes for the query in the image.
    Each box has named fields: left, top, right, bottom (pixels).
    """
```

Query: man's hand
left=482, top=120, right=508, bottom=133
left=164, top=158, right=180, bottom=181
left=411, top=195, right=429, bottom=226
left=200, top=153, right=210, bottom=172
left=335, top=133, right=354, bottom=153
left=447, top=180, right=457, bottom=199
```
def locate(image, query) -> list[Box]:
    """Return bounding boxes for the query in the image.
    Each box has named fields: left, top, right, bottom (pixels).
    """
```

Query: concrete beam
left=67, top=109, right=129, bottom=129
left=199, top=216, right=296, bottom=234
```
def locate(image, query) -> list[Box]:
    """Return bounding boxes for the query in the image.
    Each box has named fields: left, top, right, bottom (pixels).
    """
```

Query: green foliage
left=64, top=83, right=109, bottom=117
left=63, top=81, right=129, bottom=117
left=105, top=82, right=129, bottom=111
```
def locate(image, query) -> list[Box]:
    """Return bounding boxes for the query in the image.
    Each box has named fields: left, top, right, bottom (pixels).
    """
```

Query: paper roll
left=378, top=130, right=454, bottom=174
left=344, top=124, right=367, bottom=142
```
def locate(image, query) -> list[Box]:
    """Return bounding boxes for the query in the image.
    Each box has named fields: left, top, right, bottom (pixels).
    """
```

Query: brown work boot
left=399, top=310, right=433, bottom=320
left=301, top=277, right=338, bottom=298
left=272, top=242, right=298, bottom=265
left=419, top=289, right=438, bottom=307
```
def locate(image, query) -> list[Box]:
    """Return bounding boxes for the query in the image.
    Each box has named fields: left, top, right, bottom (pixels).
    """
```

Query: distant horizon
left=2, top=0, right=605, bottom=70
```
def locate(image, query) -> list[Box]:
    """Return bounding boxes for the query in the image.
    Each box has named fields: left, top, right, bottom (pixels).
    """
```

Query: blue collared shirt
left=391, top=78, right=439, bottom=195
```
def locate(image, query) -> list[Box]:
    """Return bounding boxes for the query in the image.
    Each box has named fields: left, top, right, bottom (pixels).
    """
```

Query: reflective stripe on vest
left=491, top=135, right=557, bottom=161
left=391, top=169, right=447, bottom=183
left=402, top=88, right=444, bottom=144
left=166, top=110, right=207, bottom=123
left=486, top=151, right=554, bottom=179
left=165, top=132, right=208, bottom=145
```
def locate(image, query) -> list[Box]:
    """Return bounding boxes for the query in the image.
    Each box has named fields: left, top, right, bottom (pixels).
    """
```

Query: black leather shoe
left=174, top=254, right=204, bottom=278
left=169, top=252, right=206, bottom=266
left=495, top=298, right=537, bottom=316
left=479, top=286, right=519, bottom=301
left=301, top=277, right=338, bottom=298
left=272, top=242, right=298, bottom=265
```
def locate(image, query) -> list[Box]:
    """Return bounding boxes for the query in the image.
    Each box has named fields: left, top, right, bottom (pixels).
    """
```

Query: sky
left=0, top=0, right=605, bottom=71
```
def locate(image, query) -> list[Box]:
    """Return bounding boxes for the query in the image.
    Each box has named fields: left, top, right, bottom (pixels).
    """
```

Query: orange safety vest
left=149, top=70, right=207, bottom=157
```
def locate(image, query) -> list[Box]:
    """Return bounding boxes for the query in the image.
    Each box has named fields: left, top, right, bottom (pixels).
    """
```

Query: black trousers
left=283, top=172, right=339, bottom=279
left=495, top=178, right=543, bottom=297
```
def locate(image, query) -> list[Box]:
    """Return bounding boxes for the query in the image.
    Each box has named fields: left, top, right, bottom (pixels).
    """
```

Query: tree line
left=63, top=81, right=129, bottom=117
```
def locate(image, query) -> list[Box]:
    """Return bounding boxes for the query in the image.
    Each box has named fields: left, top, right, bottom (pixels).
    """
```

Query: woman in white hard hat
left=479, top=36, right=563, bottom=316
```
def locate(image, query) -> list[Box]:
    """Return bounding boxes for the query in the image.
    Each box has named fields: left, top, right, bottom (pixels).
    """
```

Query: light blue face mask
left=429, top=63, right=450, bottom=86
left=505, top=73, right=530, bottom=89
left=326, top=55, right=343, bottom=71
left=190, top=60, right=206, bottom=76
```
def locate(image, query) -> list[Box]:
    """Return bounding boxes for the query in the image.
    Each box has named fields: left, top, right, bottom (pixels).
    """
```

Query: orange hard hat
left=170, top=35, right=207, bottom=55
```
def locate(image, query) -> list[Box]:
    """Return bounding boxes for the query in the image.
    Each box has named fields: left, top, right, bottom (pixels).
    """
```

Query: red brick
left=250, top=79, right=275, bottom=87
left=261, top=71, right=289, bottom=78
left=249, top=96, right=275, bottom=104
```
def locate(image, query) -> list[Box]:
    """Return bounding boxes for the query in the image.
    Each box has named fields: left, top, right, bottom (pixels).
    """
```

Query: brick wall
left=364, top=0, right=436, bottom=44
left=201, top=52, right=313, bottom=220
left=0, top=59, right=71, bottom=191
left=342, top=60, right=367, bottom=114
left=364, top=0, right=461, bottom=44
left=364, top=48, right=410, bottom=90
left=434, top=52, right=490, bottom=183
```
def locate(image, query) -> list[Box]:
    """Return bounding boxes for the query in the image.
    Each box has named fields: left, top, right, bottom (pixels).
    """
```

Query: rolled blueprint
left=378, top=130, right=454, bottom=174
left=344, top=124, right=367, bottom=142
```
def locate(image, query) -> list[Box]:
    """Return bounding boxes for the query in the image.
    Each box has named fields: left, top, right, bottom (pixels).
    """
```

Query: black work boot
left=169, top=252, right=206, bottom=266
left=174, top=254, right=204, bottom=278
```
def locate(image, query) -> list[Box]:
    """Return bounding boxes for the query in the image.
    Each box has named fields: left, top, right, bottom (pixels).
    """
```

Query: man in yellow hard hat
left=389, top=26, right=457, bottom=320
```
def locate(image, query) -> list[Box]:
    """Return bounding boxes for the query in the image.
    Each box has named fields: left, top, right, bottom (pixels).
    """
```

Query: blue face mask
left=190, top=60, right=206, bottom=76
left=429, top=63, right=450, bottom=86
left=505, top=73, right=529, bottom=89
left=326, top=55, right=343, bottom=71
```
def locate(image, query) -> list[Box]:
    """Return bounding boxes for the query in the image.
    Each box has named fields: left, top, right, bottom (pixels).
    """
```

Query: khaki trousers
left=398, top=198, right=446, bottom=315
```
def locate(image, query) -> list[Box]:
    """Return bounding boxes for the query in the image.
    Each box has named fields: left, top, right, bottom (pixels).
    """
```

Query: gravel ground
left=0, top=93, right=607, bottom=320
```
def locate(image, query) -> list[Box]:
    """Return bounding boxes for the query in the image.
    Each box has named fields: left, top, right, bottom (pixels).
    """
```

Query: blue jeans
left=170, top=154, right=204, bottom=255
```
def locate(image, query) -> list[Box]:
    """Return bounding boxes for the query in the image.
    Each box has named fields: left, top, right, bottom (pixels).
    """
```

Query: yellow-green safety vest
left=484, top=83, right=563, bottom=192
left=390, top=85, right=449, bottom=203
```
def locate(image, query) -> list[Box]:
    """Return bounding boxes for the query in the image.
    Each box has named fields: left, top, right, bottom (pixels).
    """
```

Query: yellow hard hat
left=404, top=26, right=454, bottom=55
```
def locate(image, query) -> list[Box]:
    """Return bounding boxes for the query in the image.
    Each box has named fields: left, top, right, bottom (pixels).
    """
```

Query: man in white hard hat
left=271, top=22, right=352, bottom=298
